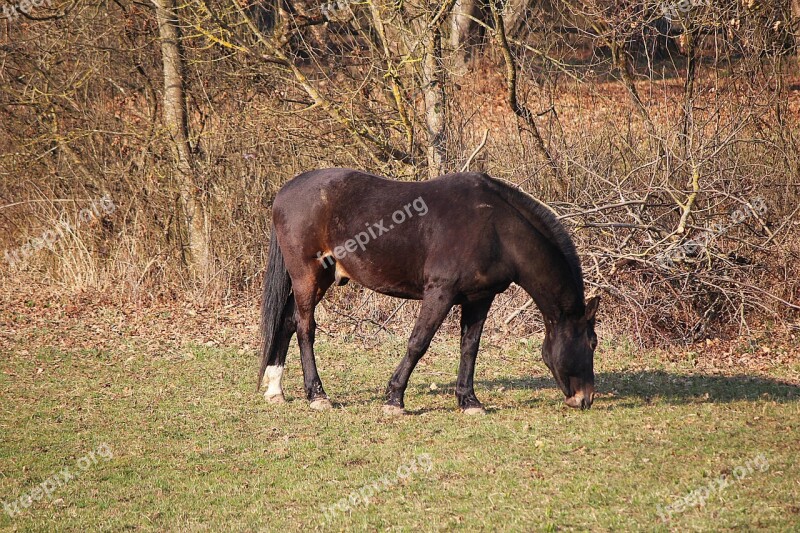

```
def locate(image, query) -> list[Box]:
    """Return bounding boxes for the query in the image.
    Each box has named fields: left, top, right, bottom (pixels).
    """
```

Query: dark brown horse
left=258, top=168, right=599, bottom=414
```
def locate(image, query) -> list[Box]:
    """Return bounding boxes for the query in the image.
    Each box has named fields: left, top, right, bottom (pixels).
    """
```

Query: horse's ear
left=584, top=295, right=600, bottom=322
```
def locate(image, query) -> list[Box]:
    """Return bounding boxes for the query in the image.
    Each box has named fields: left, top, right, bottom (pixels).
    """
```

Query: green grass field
left=2, top=335, right=799, bottom=531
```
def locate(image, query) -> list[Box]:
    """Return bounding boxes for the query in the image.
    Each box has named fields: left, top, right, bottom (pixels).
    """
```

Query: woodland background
left=2, top=0, right=800, bottom=346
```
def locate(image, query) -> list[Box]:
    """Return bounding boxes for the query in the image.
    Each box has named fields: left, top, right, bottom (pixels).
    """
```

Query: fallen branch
left=557, top=200, right=647, bottom=220
left=504, top=298, right=533, bottom=325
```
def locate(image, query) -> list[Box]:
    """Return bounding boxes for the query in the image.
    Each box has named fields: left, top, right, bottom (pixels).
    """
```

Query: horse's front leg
left=456, top=297, right=494, bottom=415
left=384, top=287, right=455, bottom=415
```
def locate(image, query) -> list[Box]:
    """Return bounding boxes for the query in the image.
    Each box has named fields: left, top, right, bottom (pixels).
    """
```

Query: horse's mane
left=484, top=175, right=585, bottom=295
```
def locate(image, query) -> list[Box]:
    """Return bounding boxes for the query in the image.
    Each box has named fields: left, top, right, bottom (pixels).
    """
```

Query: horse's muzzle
left=565, top=386, right=595, bottom=410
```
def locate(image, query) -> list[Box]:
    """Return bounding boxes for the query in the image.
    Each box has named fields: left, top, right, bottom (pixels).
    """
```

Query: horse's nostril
left=580, top=397, right=588, bottom=410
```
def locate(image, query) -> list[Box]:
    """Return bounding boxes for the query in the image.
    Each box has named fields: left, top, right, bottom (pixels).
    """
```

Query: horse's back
left=273, top=168, right=489, bottom=223
left=277, top=168, right=492, bottom=198
left=276, top=168, right=386, bottom=198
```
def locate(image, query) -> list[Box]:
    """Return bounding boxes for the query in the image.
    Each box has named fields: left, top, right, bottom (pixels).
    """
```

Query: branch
left=368, top=1, right=414, bottom=155
left=231, top=1, right=413, bottom=167
left=557, top=200, right=647, bottom=220
left=429, top=0, right=458, bottom=30
left=676, top=167, right=700, bottom=234
left=504, top=298, right=533, bottom=325
left=488, top=0, right=562, bottom=188
left=460, top=129, right=489, bottom=172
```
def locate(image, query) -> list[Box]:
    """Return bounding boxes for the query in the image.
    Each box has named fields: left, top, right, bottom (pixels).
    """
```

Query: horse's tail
left=257, top=224, right=293, bottom=390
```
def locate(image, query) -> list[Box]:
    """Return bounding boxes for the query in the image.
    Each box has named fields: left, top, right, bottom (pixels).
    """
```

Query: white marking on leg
left=264, top=365, right=285, bottom=402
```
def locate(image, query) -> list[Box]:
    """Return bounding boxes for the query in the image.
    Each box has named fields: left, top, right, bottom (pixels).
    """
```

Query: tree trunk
left=503, top=0, right=530, bottom=38
left=153, top=0, right=211, bottom=282
left=450, top=0, right=478, bottom=69
left=422, top=25, right=447, bottom=178
left=681, top=26, right=699, bottom=157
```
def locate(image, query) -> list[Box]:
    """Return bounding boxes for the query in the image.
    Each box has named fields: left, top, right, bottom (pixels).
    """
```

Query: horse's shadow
left=469, top=371, right=800, bottom=406
left=339, top=371, right=799, bottom=411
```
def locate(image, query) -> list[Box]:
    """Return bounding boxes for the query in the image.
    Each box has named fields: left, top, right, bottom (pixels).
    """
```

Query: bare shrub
left=0, top=0, right=797, bottom=344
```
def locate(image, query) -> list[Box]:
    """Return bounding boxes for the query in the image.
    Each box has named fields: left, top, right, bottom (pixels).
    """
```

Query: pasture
left=2, top=300, right=799, bottom=531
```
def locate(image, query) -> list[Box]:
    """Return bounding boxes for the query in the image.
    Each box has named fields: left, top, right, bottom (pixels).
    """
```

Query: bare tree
left=421, top=1, right=457, bottom=176
left=153, top=0, right=211, bottom=282
left=489, top=0, right=562, bottom=186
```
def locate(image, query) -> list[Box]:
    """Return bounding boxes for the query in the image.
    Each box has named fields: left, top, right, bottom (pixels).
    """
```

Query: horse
left=258, top=168, right=599, bottom=415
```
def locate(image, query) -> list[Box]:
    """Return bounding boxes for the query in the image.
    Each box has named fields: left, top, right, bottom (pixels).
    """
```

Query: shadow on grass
left=332, top=371, right=799, bottom=411
left=472, top=371, right=800, bottom=405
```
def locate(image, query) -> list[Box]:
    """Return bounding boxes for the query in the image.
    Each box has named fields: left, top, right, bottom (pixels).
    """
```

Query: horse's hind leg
left=384, top=287, right=455, bottom=415
left=292, top=269, right=335, bottom=410
left=457, top=297, right=494, bottom=415
left=263, top=298, right=296, bottom=403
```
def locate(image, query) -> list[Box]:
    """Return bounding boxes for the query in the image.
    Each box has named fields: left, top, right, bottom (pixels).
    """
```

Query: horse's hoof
left=264, top=393, right=286, bottom=404
left=463, top=406, right=486, bottom=416
left=382, top=404, right=406, bottom=416
left=309, top=398, right=333, bottom=411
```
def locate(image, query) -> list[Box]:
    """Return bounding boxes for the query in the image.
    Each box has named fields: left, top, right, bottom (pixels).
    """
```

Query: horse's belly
left=353, top=273, right=424, bottom=300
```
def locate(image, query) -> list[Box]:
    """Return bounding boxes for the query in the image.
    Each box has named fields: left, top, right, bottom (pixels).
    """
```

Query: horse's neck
left=513, top=241, right=584, bottom=323
left=490, top=183, right=584, bottom=320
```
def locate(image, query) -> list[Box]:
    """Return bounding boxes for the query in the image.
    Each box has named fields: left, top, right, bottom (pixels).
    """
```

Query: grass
left=1, top=334, right=799, bottom=531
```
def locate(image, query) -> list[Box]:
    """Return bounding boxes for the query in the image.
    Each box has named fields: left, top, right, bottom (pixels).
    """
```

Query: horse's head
left=541, top=296, right=600, bottom=410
